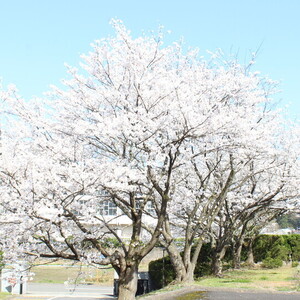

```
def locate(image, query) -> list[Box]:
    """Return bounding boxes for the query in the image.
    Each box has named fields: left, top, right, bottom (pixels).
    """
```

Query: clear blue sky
left=0, top=0, right=299, bottom=119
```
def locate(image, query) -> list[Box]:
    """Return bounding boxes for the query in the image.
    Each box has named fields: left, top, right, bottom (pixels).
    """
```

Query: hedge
left=252, top=234, right=300, bottom=262
left=149, top=243, right=213, bottom=289
left=149, top=234, right=300, bottom=288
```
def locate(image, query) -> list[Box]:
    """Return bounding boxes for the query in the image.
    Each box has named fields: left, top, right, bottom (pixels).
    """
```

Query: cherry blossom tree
left=1, top=20, right=299, bottom=299
left=209, top=137, right=300, bottom=276
left=159, top=150, right=236, bottom=283
left=232, top=208, right=285, bottom=268
left=155, top=68, right=296, bottom=282
left=0, top=21, right=252, bottom=299
left=155, top=93, right=300, bottom=281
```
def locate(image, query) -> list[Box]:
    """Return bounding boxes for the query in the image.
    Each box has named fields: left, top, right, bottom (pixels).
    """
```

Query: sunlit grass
left=30, top=259, right=149, bottom=285
left=28, top=261, right=300, bottom=294
left=195, top=265, right=299, bottom=292
left=30, top=263, right=114, bottom=285
left=0, top=292, right=10, bottom=299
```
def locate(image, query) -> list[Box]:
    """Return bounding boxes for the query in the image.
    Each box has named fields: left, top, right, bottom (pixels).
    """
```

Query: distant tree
left=277, top=213, right=300, bottom=229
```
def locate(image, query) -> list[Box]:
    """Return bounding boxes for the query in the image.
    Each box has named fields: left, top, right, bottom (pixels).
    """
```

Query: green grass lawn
left=30, top=263, right=114, bottom=285
left=29, top=259, right=149, bottom=285
left=0, top=292, right=10, bottom=299
left=25, top=261, right=300, bottom=294
left=195, top=265, right=300, bottom=292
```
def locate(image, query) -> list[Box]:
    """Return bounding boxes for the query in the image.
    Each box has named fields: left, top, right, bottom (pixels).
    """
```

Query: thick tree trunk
left=165, top=241, right=198, bottom=284
left=182, top=238, right=204, bottom=283
left=166, top=242, right=187, bottom=283
left=117, top=263, right=138, bottom=300
left=182, top=262, right=196, bottom=283
left=246, top=239, right=255, bottom=266
left=162, top=219, right=193, bottom=284
left=211, top=246, right=227, bottom=276
left=166, top=242, right=199, bottom=284
left=162, top=219, right=204, bottom=284
left=233, top=240, right=243, bottom=269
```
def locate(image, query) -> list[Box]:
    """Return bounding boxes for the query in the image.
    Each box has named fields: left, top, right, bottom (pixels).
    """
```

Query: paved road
left=205, top=290, right=300, bottom=300
left=19, top=282, right=115, bottom=299
left=146, top=289, right=300, bottom=300
left=10, top=284, right=300, bottom=300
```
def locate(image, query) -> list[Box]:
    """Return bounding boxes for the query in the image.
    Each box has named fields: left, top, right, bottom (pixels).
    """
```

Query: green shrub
left=269, top=236, right=290, bottom=260
left=261, top=257, right=283, bottom=269
left=284, top=235, right=300, bottom=261
left=149, top=234, right=300, bottom=289
left=149, top=243, right=213, bottom=289
left=253, top=234, right=300, bottom=263
left=252, top=235, right=272, bottom=262
left=193, top=243, right=213, bottom=278
left=148, top=256, right=175, bottom=289
left=292, top=261, right=299, bottom=268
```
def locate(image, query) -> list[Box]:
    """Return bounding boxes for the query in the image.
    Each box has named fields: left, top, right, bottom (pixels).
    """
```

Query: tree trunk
left=166, top=241, right=199, bottom=284
left=233, top=240, right=243, bottom=269
left=211, top=246, right=227, bottom=276
left=246, top=239, right=255, bottom=266
left=182, top=238, right=204, bottom=283
left=117, top=263, right=138, bottom=300
left=182, top=261, right=196, bottom=283
left=166, top=242, right=187, bottom=283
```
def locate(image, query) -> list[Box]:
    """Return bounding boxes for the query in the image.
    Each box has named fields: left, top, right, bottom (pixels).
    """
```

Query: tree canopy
left=1, top=20, right=299, bottom=300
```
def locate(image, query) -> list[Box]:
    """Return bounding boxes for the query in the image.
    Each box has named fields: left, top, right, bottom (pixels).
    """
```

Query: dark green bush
left=193, top=243, right=213, bottom=278
left=261, top=257, right=283, bottom=268
left=148, top=256, right=175, bottom=289
left=149, top=234, right=300, bottom=289
left=292, top=261, right=299, bottom=268
left=284, top=234, right=300, bottom=261
left=149, top=243, right=213, bottom=289
left=252, top=235, right=271, bottom=262
left=269, top=236, right=290, bottom=260
left=252, top=234, right=300, bottom=263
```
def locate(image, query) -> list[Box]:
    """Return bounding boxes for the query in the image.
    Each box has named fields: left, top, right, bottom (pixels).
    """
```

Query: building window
left=99, top=200, right=117, bottom=216
left=71, top=199, right=85, bottom=216
left=146, top=201, right=156, bottom=216
left=135, top=199, right=156, bottom=216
